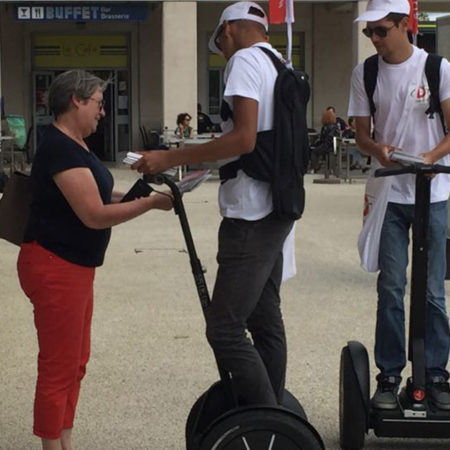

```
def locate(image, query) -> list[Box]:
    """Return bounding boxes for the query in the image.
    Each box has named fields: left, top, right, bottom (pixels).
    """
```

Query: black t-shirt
left=24, top=124, right=114, bottom=267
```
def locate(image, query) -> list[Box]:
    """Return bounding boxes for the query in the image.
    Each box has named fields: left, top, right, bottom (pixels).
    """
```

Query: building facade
left=0, top=0, right=448, bottom=161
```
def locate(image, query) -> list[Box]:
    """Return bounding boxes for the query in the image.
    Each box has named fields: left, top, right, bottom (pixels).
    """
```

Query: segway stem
left=410, top=173, right=430, bottom=391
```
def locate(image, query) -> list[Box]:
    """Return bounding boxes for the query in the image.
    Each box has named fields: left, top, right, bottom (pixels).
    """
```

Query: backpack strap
left=219, top=46, right=284, bottom=183
left=219, top=159, right=242, bottom=182
left=425, top=53, right=446, bottom=134
left=220, top=99, right=233, bottom=122
left=363, top=54, right=379, bottom=119
left=257, top=46, right=285, bottom=73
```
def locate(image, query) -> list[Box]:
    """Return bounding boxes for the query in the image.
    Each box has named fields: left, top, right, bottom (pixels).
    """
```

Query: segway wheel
left=339, top=346, right=367, bottom=450
left=186, top=382, right=233, bottom=450
left=199, top=407, right=324, bottom=450
left=186, top=383, right=308, bottom=449
left=281, top=389, right=308, bottom=421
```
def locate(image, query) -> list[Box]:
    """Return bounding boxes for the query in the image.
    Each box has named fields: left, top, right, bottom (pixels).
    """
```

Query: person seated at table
left=175, top=113, right=194, bottom=139
left=326, top=105, right=347, bottom=133
left=309, top=109, right=340, bottom=173
left=343, top=117, right=368, bottom=172
left=197, top=103, right=214, bottom=134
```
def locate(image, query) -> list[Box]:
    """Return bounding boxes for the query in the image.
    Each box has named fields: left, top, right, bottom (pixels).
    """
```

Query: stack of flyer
left=122, top=152, right=178, bottom=178
left=177, top=169, right=211, bottom=193
left=122, top=151, right=143, bottom=165
left=390, top=151, right=425, bottom=165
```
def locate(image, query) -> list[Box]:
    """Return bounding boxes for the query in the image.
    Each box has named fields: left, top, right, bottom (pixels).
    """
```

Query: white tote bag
left=282, top=224, right=296, bottom=282
left=357, top=175, right=392, bottom=272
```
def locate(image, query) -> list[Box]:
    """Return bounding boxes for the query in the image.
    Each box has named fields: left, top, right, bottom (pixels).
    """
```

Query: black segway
left=339, top=157, right=450, bottom=449
left=143, top=173, right=324, bottom=450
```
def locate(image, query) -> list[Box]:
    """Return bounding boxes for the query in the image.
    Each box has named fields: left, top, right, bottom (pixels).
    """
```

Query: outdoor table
left=336, top=137, right=355, bottom=183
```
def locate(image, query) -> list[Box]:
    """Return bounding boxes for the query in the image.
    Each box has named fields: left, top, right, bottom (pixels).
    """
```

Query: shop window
left=208, top=69, right=224, bottom=117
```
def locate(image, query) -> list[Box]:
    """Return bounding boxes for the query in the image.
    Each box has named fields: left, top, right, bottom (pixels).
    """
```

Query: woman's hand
left=147, top=191, right=173, bottom=211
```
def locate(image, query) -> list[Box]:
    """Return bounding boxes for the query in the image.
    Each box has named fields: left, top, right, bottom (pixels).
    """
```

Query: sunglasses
left=362, top=24, right=395, bottom=38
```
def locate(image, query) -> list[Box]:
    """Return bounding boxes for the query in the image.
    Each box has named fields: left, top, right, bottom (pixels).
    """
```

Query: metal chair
left=2, top=115, right=33, bottom=171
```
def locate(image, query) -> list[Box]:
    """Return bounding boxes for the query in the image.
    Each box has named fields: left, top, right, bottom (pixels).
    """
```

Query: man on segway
left=132, top=2, right=306, bottom=407
left=348, top=0, right=450, bottom=411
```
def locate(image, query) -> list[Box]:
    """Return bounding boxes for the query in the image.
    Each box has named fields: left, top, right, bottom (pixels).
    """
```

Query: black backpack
left=364, top=53, right=446, bottom=134
left=219, top=47, right=311, bottom=220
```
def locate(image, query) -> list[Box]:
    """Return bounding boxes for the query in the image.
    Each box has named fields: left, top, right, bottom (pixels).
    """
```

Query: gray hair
left=48, top=70, right=109, bottom=118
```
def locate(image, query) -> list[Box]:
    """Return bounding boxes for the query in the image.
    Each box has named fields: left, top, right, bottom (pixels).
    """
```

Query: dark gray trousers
left=206, top=213, right=294, bottom=405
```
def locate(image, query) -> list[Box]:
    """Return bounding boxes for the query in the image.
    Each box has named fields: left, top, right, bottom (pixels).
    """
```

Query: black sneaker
left=427, top=376, right=450, bottom=410
left=371, top=376, right=400, bottom=409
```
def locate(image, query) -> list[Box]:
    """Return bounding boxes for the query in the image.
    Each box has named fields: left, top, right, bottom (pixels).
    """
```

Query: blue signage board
left=15, top=3, right=148, bottom=22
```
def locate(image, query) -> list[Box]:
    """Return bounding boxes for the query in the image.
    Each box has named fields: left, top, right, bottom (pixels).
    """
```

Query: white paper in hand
left=123, top=152, right=143, bottom=165
left=389, top=151, right=424, bottom=165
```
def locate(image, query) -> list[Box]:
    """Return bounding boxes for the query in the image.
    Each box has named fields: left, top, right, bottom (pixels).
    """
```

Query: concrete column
left=162, top=2, right=197, bottom=133
left=352, top=1, right=374, bottom=66
left=0, top=5, right=3, bottom=122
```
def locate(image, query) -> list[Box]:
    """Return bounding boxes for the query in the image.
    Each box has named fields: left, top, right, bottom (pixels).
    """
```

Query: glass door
left=85, top=70, right=114, bottom=161
left=115, top=70, right=130, bottom=157
left=33, top=71, right=55, bottom=157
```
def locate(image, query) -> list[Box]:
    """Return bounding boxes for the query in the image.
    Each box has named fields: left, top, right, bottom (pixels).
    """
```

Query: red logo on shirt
left=410, top=85, right=430, bottom=102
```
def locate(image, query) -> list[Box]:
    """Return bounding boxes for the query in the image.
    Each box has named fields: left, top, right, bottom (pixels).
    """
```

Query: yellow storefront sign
left=34, top=34, right=128, bottom=68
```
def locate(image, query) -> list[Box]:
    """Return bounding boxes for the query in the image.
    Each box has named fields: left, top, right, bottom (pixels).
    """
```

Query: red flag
left=408, top=0, right=419, bottom=35
left=269, top=0, right=286, bottom=24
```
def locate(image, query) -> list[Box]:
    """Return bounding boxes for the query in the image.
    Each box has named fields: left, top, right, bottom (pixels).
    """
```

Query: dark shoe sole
left=430, top=399, right=450, bottom=410
left=371, top=398, right=398, bottom=410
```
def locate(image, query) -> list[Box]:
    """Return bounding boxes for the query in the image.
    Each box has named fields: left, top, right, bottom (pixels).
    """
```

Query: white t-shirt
left=218, top=42, right=296, bottom=282
left=218, top=42, right=281, bottom=220
left=348, top=46, right=450, bottom=204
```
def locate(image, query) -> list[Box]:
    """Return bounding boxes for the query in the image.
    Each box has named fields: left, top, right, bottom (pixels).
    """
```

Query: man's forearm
left=426, top=134, right=450, bottom=163
left=356, top=133, right=384, bottom=159
left=167, top=129, right=256, bottom=167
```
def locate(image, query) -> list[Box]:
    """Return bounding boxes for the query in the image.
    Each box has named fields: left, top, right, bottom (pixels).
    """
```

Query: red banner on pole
left=408, top=0, right=419, bottom=35
left=269, top=0, right=286, bottom=24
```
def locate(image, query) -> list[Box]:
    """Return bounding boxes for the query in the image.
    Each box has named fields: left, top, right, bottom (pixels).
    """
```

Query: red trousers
left=17, top=241, right=95, bottom=439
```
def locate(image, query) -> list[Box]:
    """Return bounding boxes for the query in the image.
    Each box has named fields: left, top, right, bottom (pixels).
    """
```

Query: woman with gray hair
left=17, top=70, right=172, bottom=450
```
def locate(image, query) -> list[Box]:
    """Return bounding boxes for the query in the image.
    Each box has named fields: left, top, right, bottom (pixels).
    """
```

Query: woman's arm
left=111, top=190, right=125, bottom=204
left=54, top=168, right=172, bottom=229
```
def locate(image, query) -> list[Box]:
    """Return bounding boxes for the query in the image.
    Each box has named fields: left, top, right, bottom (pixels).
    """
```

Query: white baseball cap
left=355, top=0, right=410, bottom=23
left=208, top=2, right=268, bottom=55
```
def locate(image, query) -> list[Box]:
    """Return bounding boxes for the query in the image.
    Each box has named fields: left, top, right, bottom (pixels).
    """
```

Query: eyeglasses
left=362, top=24, right=395, bottom=38
left=88, top=97, right=105, bottom=110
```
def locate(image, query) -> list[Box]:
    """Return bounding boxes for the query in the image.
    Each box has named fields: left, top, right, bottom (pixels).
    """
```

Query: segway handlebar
left=375, top=163, right=450, bottom=178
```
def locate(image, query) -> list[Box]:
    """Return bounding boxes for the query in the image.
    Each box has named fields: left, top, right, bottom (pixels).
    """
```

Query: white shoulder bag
left=357, top=174, right=392, bottom=272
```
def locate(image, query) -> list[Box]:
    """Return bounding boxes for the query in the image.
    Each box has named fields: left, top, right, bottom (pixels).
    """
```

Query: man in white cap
left=133, top=2, right=295, bottom=406
left=348, top=0, right=450, bottom=410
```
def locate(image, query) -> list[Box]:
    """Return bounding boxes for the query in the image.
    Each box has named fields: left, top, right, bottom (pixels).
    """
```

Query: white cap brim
left=208, top=2, right=268, bottom=55
left=354, top=10, right=390, bottom=22
left=208, top=23, right=223, bottom=55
